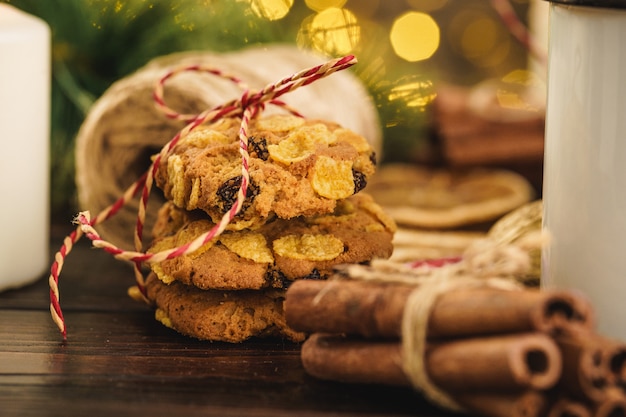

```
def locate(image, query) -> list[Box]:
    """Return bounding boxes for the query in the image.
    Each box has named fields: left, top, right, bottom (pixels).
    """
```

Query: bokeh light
left=304, top=0, right=347, bottom=12
left=348, top=0, right=380, bottom=18
left=405, top=0, right=448, bottom=12
left=448, top=11, right=511, bottom=68
left=462, top=18, right=500, bottom=62
left=298, top=7, right=360, bottom=56
left=389, top=12, right=440, bottom=62
left=248, top=0, right=294, bottom=21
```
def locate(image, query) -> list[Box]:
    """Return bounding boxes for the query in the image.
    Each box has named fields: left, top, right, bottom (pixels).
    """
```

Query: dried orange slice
left=366, top=164, right=534, bottom=229
left=389, top=228, right=486, bottom=262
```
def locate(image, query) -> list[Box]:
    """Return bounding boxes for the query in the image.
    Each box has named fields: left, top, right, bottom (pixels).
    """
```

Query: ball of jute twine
left=75, top=44, right=381, bottom=248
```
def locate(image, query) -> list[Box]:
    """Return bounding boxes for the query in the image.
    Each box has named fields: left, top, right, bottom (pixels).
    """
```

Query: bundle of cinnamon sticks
left=285, top=275, right=626, bottom=417
left=430, top=84, right=545, bottom=193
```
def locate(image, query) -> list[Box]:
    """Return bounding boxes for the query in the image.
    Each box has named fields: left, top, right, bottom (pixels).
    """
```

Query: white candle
left=0, top=5, right=50, bottom=291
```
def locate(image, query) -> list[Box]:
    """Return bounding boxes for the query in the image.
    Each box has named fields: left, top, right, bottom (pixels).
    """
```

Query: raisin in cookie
left=142, top=272, right=305, bottom=343
left=148, top=193, right=396, bottom=290
left=154, top=115, right=377, bottom=229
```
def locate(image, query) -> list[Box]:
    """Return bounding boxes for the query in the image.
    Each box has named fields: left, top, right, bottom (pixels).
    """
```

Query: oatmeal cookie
left=154, top=114, right=377, bottom=229
left=142, top=272, right=305, bottom=343
left=148, top=193, right=396, bottom=290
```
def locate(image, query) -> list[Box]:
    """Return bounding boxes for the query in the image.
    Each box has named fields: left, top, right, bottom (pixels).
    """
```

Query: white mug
left=542, top=0, right=626, bottom=339
left=0, top=5, right=50, bottom=291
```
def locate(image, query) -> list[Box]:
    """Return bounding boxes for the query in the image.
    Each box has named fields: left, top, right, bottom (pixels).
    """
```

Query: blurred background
left=0, top=0, right=546, bottom=219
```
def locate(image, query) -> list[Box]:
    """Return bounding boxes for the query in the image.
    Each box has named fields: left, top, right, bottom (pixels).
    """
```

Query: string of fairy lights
left=1, top=0, right=541, bottom=217
left=245, top=0, right=537, bottom=83
left=239, top=0, right=543, bottom=159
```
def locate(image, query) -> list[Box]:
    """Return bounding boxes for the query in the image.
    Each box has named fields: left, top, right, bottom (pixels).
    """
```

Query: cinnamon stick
left=301, top=334, right=406, bottom=386
left=591, top=387, right=626, bottom=417
left=432, top=84, right=545, bottom=167
left=301, top=332, right=562, bottom=393
left=556, top=329, right=626, bottom=403
left=455, top=391, right=549, bottom=417
left=426, top=332, right=562, bottom=393
left=285, top=280, right=593, bottom=339
left=547, top=398, right=591, bottom=417
left=603, top=341, right=626, bottom=392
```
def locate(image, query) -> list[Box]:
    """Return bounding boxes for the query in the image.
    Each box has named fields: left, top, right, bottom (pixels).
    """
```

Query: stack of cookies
left=141, top=114, right=396, bottom=343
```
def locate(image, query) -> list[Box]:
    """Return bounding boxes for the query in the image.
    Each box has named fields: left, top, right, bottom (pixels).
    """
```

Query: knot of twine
left=48, top=54, right=357, bottom=340
left=339, top=233, right=544, bottom=412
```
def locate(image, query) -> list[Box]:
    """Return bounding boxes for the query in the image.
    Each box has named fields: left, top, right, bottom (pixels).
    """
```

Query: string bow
left=48, top=54, right=357, bottom=340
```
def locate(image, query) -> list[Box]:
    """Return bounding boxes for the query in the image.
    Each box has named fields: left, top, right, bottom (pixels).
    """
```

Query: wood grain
left=0, top=227, right=466, bottom=417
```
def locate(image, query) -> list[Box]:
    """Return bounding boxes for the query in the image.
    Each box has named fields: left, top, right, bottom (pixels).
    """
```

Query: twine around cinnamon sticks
left=285, top=240, right=626, bottom=417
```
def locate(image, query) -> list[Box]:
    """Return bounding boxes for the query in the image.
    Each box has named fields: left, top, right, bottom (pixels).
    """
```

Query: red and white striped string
left=490, top=0, right=547, bottom=67
left=48, top=54, right=357, bottom=340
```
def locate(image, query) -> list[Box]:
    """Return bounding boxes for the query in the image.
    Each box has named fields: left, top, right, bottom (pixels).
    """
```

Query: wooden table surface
left=0, top=225, right=469, bottom=417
